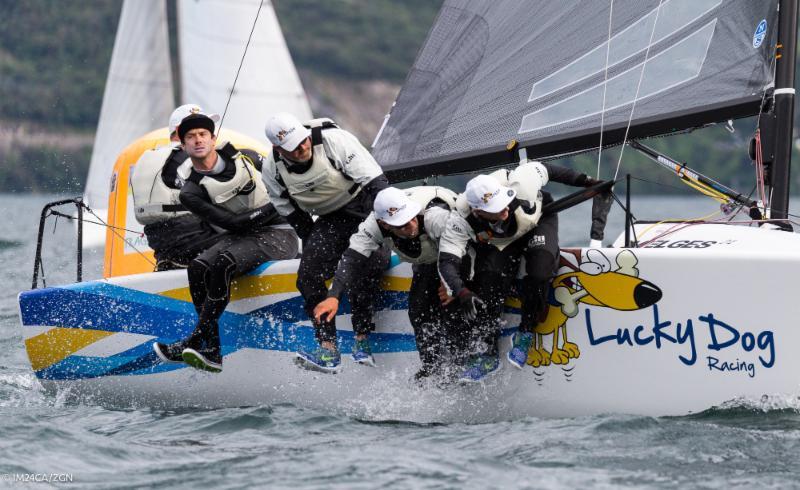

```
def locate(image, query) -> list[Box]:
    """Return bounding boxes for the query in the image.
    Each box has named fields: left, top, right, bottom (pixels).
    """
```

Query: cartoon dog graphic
left=526, top=249, right=662, bottom=367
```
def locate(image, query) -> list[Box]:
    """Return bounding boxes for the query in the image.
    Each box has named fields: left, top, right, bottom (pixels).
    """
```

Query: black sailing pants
left=465, top=212, right=560, bottom=356
left=184, top=228, right=299, bottom=351
left=296, top=210, right=390, bottom=344
left=144, top=214, right=224, bottom=271
left=408, top=262, right=468, bottom=371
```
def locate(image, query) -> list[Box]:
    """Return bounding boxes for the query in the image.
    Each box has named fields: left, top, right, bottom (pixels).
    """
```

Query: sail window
left=528, top=0, right=722, bottom=103
left=519, top=19, right=716, bottom=134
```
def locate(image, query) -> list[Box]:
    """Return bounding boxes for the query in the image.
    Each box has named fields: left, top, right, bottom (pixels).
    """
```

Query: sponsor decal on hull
left=528, top=249, right=775, bottom=380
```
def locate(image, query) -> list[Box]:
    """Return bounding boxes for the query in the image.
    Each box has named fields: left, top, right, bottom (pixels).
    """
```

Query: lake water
left=3, top=193, right=800, bottom=489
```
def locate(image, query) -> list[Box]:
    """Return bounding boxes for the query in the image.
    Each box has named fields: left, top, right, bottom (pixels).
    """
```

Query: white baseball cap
left=465, top=174, right=516, bottom=213
left=265, top=112, right=311, bottom=151
left=168, top=104, right=220, bottom=134
left=374, top=187, right=422, bottom=227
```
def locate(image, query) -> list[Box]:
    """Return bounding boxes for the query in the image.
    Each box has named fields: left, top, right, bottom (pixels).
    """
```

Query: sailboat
left=19, top=0, right=800, bottom=423
left=81, top=0, right=174, bottom=248
left=81, top=0, right=311, bottom=248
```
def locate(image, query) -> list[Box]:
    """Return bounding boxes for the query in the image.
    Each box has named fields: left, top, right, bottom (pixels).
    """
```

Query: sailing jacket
left=130, top=144, right=192, bottom=225
left=261, top=119, right=388, bottom=238
left=438, top=162, right=591, bottom=295
left=179, top=142, right=289, bottom=234
left=327, top=186, right=457, bottom=300
left=128, top=142, right=223, bottom=263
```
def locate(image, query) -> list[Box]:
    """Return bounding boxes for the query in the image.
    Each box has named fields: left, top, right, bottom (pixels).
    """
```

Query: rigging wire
left=82, top=205, right=157, bottom=268
left=635, top=209, right=723, bottom=244
left=217, top=0, right=265, bottom=133
left=613, top=0, right=664, bottom=181
left=596, top=0, right=614, bottom=180
left=50, top=210, right=146, bottom=236
left=752, top=37, right=779, bottom=211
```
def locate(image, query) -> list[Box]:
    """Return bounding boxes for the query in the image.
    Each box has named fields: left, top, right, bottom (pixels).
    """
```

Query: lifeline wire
left=83, top=205, right=156, bottom=268
left=217, top=0, right=265, bottom=133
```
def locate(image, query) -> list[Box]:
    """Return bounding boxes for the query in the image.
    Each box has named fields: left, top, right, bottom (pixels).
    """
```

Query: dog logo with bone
left=527, top=249, right=662, bottom=367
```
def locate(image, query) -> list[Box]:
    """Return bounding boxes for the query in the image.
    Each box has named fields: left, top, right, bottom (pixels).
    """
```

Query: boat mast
left=770, top=0, right=798, bottom=219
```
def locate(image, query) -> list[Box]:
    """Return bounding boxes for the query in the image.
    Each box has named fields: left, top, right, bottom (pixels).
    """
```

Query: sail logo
left=753, top=19, right=767, bottom=48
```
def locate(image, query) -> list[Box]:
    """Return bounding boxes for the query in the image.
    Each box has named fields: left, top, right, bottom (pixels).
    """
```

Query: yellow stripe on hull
left=159, top=273, right=413, bottom=303
left=25, top=328, right=114, bottom=371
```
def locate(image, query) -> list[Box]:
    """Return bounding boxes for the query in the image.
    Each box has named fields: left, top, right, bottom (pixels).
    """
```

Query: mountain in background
left=0, top=0, right=796, bottom=196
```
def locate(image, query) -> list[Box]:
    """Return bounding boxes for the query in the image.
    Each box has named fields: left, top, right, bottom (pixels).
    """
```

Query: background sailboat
left=82, top=0, right=173, bottom=248
left=177, top=0, right=312, bottom=138
left=82, top=0, right=312, bottom=248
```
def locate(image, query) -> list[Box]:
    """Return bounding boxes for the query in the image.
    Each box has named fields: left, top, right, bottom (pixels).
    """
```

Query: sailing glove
left=286, top=209, right=314, bottom=240
left=457, top=288, right=485, bottom=321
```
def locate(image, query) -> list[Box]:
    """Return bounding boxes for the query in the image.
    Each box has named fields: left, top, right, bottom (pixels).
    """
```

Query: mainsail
left=85, top=0, right=174, bottom=212
left=372, top=0, right=780, bottom=181
left=177, top=0, right=313, bottom=141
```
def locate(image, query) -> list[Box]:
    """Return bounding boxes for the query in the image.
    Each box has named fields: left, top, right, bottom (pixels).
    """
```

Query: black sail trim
left=384, top=96, right=763, bottom=183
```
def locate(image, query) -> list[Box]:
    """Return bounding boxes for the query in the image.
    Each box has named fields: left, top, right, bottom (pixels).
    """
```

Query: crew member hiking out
left=129, top=104, right=224, bottom=270
left=262, top=112, right=390, bottom=373
left=313, top=186, right=465, bottom=381
left=153, top=112, right=299, bottom=373
left=438, top=161, right=601, bottom=382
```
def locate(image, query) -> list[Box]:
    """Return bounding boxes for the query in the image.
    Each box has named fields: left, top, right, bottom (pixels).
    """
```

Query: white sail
left=83, top=0, right=174, bottom=246
left=177, top=0, right=312, bottom=141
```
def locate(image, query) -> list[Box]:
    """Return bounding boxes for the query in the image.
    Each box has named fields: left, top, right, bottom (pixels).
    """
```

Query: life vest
left=130, top=146, right=191, bottom=225
left=191, top=142, right=270, bottom=215
left=273, top=118, right=360, bottom=215
left=456, top=162, right=546, bottom=250
left=382, top=185, right=457, bottom=264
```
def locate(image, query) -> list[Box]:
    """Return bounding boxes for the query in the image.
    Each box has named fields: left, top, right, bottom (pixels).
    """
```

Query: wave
left=0, top=239, right=23, bottom=249
left=664, top=394, right=800, bottom=430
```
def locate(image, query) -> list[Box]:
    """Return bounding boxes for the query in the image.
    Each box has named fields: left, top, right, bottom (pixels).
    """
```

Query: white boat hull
left=18, top=224, right=800, bottom=422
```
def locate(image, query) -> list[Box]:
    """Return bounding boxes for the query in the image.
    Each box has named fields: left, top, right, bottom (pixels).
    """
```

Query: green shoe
left=181, top=347, right=223, bottom=373
left=507, top=332, right=534, bottom=369
left=295, top=346, right=341, bottom=373
left=459, top=354, right=501, bottom=383
left=351, top=338, right=375, bottom=367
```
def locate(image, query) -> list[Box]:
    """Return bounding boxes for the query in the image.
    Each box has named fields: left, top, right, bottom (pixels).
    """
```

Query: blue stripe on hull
left=21, top=282, right=420, bottom=381
left=20, top=278, right=516, bottom=381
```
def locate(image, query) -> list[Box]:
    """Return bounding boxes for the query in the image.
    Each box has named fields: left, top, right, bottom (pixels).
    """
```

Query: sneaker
left=181, top=347, right=223, bottom=373
left=295, top=347, right=341, bottom=373
left=153, top=340, right=186, bottom=364
left=351, top=338, right=375, bottom=367
left=507, top=331, right=534, bottom=369
left=459, top=354, right=501, bottom=383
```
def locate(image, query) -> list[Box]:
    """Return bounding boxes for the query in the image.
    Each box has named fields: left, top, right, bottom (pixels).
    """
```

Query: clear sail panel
left=520, top=20, right=716, bottom=134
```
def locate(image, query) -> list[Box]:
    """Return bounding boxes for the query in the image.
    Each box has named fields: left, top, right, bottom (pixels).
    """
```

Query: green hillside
left=0, top=0, right=122, bottom=129
left=0, top=0, right=796, bottom=196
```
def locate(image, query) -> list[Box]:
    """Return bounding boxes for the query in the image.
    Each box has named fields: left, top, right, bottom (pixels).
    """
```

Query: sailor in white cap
left=152, top=111, right=299, bottom=373
left=260, top=112, right=390, bottom=373
left=438, top=161, right=600, bottom=382
left=313, top=185, right=463, bottom=379
left=130, top=103, right=224, bottom=271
